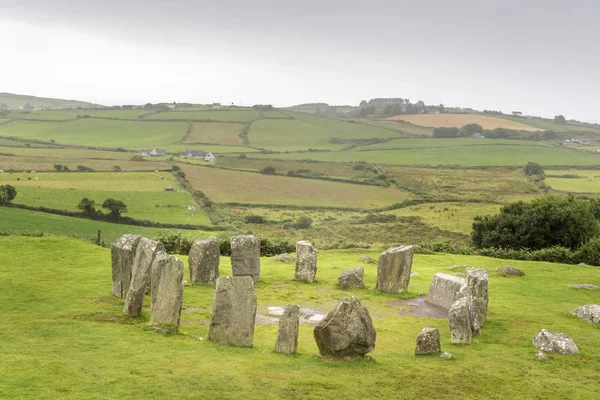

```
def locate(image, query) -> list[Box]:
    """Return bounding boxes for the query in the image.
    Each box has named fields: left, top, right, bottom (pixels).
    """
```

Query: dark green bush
left=245, top=215, right=267, bottom=224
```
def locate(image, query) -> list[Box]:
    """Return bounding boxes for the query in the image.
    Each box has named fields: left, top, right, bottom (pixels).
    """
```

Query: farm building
left=139, top=149, right=166, bottom=157
left=512, top=111, right=523, bottom=116
left=179, top=149, right=215, bottom=162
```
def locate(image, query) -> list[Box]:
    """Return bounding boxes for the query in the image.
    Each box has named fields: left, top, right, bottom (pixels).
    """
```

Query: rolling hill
left=0, top=92, right=103, bottom=110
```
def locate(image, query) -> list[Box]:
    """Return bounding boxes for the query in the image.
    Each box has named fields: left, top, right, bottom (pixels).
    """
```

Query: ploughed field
left=385, top=113, right=541, bottom=131
left=1, top=236, right=599, bottom=399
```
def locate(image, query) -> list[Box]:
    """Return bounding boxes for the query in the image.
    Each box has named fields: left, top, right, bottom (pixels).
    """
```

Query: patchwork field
left=386, top=113, right=540, bottom=131
left=180, top=122, right=245, bottom=145
left=0, top=156, right=170, bottom=173
left=149, top=110, right=269, bottom=122
left=545, top=169, right=600, bottom=193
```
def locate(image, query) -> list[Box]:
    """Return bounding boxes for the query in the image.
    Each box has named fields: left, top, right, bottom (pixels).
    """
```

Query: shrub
left=293, top=216, right=313, bottom=229
left=0, top=184, right=17, bottom=205
left=574, top=238, right=600, bottom=266
left=77, top=198, right=96, bottom=215
left=76, top=165, right=93, bottom=172
left=245, top=215, right=267, bottom=224
left=260, top=166, right=276, bottom=175
left=171, top=165, right=181, bottom=172
left=102, top=198, right=127, bottom=218
left=239, top=154, right=247, bottom=159
left=175, top=171, right=186, bottom=179
left=157, top=234, right=192, bottom=255
left=523, top=162, right=544, bottom=177
left=130, top=154, right=145, bottom=161
left=363, top=214, right=397, bottom=223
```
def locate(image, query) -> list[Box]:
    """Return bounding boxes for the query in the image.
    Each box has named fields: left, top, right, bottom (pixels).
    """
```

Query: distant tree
left=171, top=165, right=181, bottom=172
left=459, top=123, right=484, bottom=137
left=77, top=198, right=96, bottom=215
left=175, top=171, right=186, bottom=179
left=22, top=102, right=34, bottom=111
left=102, top=198, right=127, bottom=218
left=156, top=104, right=170, bottom=111
left=438, top=104, right=445, bottom=113
left=130, top=154, right=144, bottom=161
left=53, top=164, right=63, bottom=172
left=0, top=184, right=17, bottom=205
left=76, top=165, right=93, bottom=172
left=293, top=216, right=313, bottom=229
left=239, top=153, right=247, bottom=159
left=62, top=165, right=70, bottom=172
left=383, top=104, right=403, bottom=116
left=433, top=127, right=459, bottom=138
left=554, top=115, right=567, bottom=124
left=523, top=162, right=544, bottom=177
left=359, top=105, right=375, bottom=117
left=542, top=130, right=560, bottom=140
left=0, top=102, right=8, bottom=110
left=144, top=103, right=153, bottom=109
left=260, top=166, right=276, bottom=175
left=359, top=100, right=367, bottom=107
left=112, top=165, right=122, bottom=172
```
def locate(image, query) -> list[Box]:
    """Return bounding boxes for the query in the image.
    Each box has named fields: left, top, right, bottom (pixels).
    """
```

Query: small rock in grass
left=535, top=351, right=548, bottom=360
left=359, top=255, right=377, bottom=264
left=273, top=253, right=295, bottom=263
left=338, top=267, right=364, bottom=289
left=569, top=284, right=598, bottom=291
left=440, top=352, right=453, bottom=360
left=496, top=266, right=525, bottom=277
left=410, top=272, right=419, bottom=278
left=533, top=329, right=578, bottom=355
left=415, top=328, right=441, bottom=355
left=571, top=304, right=600, bottom=324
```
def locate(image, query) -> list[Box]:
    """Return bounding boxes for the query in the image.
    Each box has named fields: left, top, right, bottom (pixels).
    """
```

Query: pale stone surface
left=111, top=234, right=142, bottom=298
left=466, top=267, right=489, bottom=330
left=497, top=265, right=525, bottom=277
left=338, top=267, right=364, bottom=289
left=314, top=296, right=376, bottom=358
left=533, top=329, right=578, bottom=355
left=457, top=286, right=480, bottom=335
left=571, top=304, right=600, bottom=324
left=535, top=351, right=548, bottom=359
left=150, top=252, right=184, bottom=331
left=359, top=255, right=377, bottom=264
left=415, top=327, right=441, bottom=355
left=274, top=304, right=300, bottom=354
left=123, top=238, right=165, bottom=317
left=208, top=276, right=257, bottom=348
left=295, top=241, right=317, bottom=282
left=231, top=235, right=260, bottom=282
left=449, top=297, right=472, bottom=344
left=273, top=253, right=295, bottom=263
left=425, top=273, right=465, bottom=310
left=440, top=352, right=453, bottom=360
left=188, top=236, right=220, bottom=284
left=569, top=284, right=599, bottom=290
left=376, top=245, right=413, bottom=293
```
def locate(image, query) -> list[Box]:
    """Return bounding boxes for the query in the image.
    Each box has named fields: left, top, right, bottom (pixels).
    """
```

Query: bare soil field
left=385, top=113, right=540, bottom=131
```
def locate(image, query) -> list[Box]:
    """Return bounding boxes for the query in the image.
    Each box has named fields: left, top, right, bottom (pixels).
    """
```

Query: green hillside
left=0, top=92, right=102, bottom=110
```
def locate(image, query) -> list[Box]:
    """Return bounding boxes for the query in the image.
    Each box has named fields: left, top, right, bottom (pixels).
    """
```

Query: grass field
left=181, top=164, right=415, bottom=208
left=545, top=169, right=600, bottom=193
left=357, top=138, right=553, bottom=151
left=3, top=110, right=80, bottom=120
left=0, top=156, right=170, bottom=173
left=2, top=236, right=600, bottom=399
left=386, top=113, right=540, bottom=131
left=180, top=122, right=245, bottom=145
left=149, top=110, right=264, bottom=122
left=0, top=93, right=98, bottom=109
left=493, top=115, right=600, bottom=134
left=346, top=118, right=435, bottom=137
left=0, top=172, right=212, bottom=226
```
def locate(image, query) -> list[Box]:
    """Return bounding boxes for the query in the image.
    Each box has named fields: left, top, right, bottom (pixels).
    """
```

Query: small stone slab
left=359, top=255, right=377, bottom=264
left=440, top=352, right=453, bottom=360
left=274, top=304, right=300, bottom=354
left=150, top=252, right=184, bottom=331
left=571, top=304, right=600, bottom=324
left=496, top=265, right=525, bottom=277
left=338, top=267, right=364, bottom=289
left=273, top=253, right=295, bottom=263
left=231, top=235, right=261, bottom=282
left=376, top=245, right=413, bottom=293
left=425, top=273, right=465, bottom=310
left=449, top=297, right=472, bottom=344
left=569, top=284, right=598, bottom=290
left=295, top=241, right=317, bottom=282
left=188, top=236, right=220, bottom=284
left=533, top=329, right=578, bottom=355
left=111, top=234, right=142, bottom=298
left=415, top=327, right=441, bottom=355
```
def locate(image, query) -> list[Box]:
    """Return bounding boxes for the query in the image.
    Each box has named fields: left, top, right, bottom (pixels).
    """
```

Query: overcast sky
left=0, top=0, right=598, bottom=121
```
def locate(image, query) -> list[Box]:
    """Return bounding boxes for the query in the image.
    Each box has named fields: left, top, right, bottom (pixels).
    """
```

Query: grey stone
left=457, top=285, right=480, bottom=335
left=569, top=284, right=599, bottom=290
left=533, top=329, right=578, bottom=355
left=497, top=265, right=525, bottom=277
left=415, top=327, right=441, bottom=355
left=123, top=238, right=165, bottom=317
left=294, top=241, right=317, bottom=282
left=188, top=236, right=220, bottom=284
left=274, top=304, right=300, bottom=354
left=150, top=252, right=184, bottom=331
left=208, top=276, right=257, bottom=348
left=231, top=235, right=260, bottom=282
left=449, top=297, right=472, bottom=344
left=440, top=352, right=453, bottom=360
left=111, top=234, right=142, bottom=298
left=425, top=273, right=465, bottom=310
left=571, top=304, right=600, bottom=324
left=338, top=267, right=364, bottom=289
left=410, top=272, right=419, bottom=278
left=359, top=255, right=377, bottom=264
left=466, top=267, right=489, bottom=330
left=578, top=262, right=588, bottom=266
left=535, top=351, right=548, bottom=360
left=376, top=245, right=413, bottom=293
left=273, top=253, right=295, bottom=263
left=314, top=296, right=376, bottom=358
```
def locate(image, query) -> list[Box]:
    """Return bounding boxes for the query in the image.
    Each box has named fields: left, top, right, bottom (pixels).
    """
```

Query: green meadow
left=150, top=110, right=265, bottom=122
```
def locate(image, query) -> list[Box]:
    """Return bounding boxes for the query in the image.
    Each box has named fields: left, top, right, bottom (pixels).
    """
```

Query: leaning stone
left=338, top=267, right=364, bottom=289
left=440, top=352, right=453, bottom=360
left=273, top=253, right=295, bottom=263
left=376, top=245, right=413, bottom=293
left=294, top=241, right=317, bottom=282
left=150, top=252, right=184, bottom=332
left=231, top=235, right=261, bottom=282
left=359, top=255, right=377, bottom=264
left=274, top=304, right=300, bottom=354
left=496, top=265, right=525, bottom=277
left=314, top=296, right=376, bottom=358
left=457, top=285, right=480, bottom=335
left=466, top=268, right=489, bottom=329
left=449, top=297, right=472, bottom=344
left=571, top=304, right=600, bottom=324
left=533, top=329, right=578, bottom=355
left=111, top=234, right=142, bottom=298
left=415, top=327, right=441, bottom=355
left=208, top=276, right=257, bottom=348
left=425, top=273, right=465, bottom=310
left=569, top=284, right=599, bottom=291
left=188, top=236, right=220, bottom=284
left=123, top=238, right=165, bottom=317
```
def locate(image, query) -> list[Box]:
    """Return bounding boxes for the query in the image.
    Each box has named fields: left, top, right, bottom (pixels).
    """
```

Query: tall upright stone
left=294, top=240, right=317, bottom=282
left=466, top=267, right=489, bottom=329
left=188, top=236, right=220, bottom=284
left=150, top=252, right=184, bottom=331
left=231, top=235, right=260, bottom=282
left=111, top=234, right=142, bottom=298
left=449, top=297, right=472, bottom=344
left=376, top=245, right=413, bottom=293
left=425, top=273, right=465, bottom=310
left=274, top=304, right=300, bottom=354
left=123, top=238, right=165, bottom=317
left=209, top=276, right=257, bottom=348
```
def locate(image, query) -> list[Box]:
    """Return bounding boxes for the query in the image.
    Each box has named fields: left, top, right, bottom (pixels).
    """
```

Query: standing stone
left=425, top=273, right=465, bottom=309
left=231, top=235, right=260, bottom=282
left=150, top=252, right=184, bottom=331
left=314, top=296, right=376, bottom=358
left=415, top=327, right=441, bottom=355
left=208, top=276, right=257, bottom=348
left=294, top=241, right=317, bottom=282
left=188, top=236, right=220, bottom=284
left=338, top=267, right=365, bottom=289
left=123, top=238, right=165, bottom=317
left=466, top=267, right=489, bottom=330
left=274, top=304, right=300, bottom=354
left=571, top=304, right=600, bottom=324
left=533, top=329, right=579, bottom=354
left=376, top=245, right=413, bottom=293
left=449, top=297, right=472, bottom=344
left=111, top=234, right=142, bottom=298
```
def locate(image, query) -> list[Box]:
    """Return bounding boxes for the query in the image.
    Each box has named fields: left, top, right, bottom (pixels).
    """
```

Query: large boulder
left=208, top=276, right=257, bottom=348
left=188, top=236, right=220, bottom=284
left=231, top=235, right=260, bottom=282
left=426, top=273, right=465, bottom=310
left=571, top=304, right=600, bottom=324
left=376, top=245, right=413, bottom=293
left=150, top=252, right=184, bottom=331
left=123, top=238, right=165, bottom=317
left=111, top=234, right=142, bottom=298
left=294, top=241, right=317, bottom=282
left=274, top=304, right=300, bottom=354
left=338, top=267, right=364, bottom=289
left=466, top=267, right=489, bottom=329
left=497, top=265, right=525, bottom=277
left=314, top=296, right=376, bottom=358
left=448, top=297, right=472, bottom=344
left=415, top=327, right=441, bottom=355
left=533, top=329, right=579, bottom=355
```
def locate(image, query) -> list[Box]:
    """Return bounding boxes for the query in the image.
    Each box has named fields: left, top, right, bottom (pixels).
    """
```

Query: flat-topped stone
left=338, top=267, right=364, bottom=289
left=426, top=273, right=465, bottom=310
left=376, top=245, right=413, bottom=293
left=188, top=236, right=220, bottom=284
left=231, top=235, right=261, bottom=282
left=274, top=304, right=300, bottom=354
left=294, top=240, right=317, bottom=282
